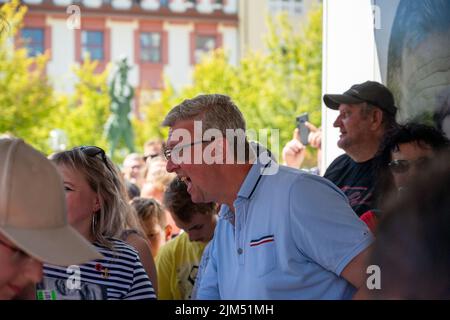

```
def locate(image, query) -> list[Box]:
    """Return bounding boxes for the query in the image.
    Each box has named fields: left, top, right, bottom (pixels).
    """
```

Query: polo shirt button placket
left=234, top=202, right=246, bottom=266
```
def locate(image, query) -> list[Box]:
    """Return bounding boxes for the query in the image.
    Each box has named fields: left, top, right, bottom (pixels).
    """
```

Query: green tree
left=132, top=79, right=177, bottom=151
left=137, top=4, right=323, bottom=166
left=1, top=1, right=120, bottom=164
left=0, top=0, right=58, bottom=153
left=50, top=57, right=111, bottom=155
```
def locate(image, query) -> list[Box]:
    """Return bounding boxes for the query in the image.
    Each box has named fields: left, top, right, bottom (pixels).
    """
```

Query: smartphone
left=296, top=113, right=309, bottom=145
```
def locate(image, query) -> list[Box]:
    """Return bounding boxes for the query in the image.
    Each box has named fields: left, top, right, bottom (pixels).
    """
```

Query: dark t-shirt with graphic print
left=324, top=154, right=376, bottom=217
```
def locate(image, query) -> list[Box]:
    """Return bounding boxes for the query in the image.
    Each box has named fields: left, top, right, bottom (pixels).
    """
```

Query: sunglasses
left=76, top=146, right=112, bottom=171
left=388, top=157, right=431, bottom=174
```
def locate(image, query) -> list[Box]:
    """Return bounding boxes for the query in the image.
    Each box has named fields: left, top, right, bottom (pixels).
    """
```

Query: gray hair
left=162, top=94, right=251, bottom=161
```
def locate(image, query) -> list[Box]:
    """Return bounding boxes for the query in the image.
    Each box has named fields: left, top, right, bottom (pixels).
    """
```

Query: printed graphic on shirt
left=177, top=264, right=199, bottom=299
left=36, top=277, right=107, bottom=300
left=38, top=238, right=156, bottom=300
left=341, top=186, right=372, bottom=209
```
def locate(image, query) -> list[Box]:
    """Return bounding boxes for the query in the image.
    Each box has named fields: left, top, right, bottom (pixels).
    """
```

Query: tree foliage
left=1, top=1, right=322, bottom=167
left=0, top=0, right=116, bottom=160
left=50, top=58, right=111, bottom=155
left=0, top=0, right=58, bottom=153
left=0, top=1, right=112, bottom=158
left=138, top=4, right=323, bottom=165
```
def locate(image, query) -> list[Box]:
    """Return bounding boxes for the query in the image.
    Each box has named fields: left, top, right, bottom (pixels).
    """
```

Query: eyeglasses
left=143, top=153, right=160, bottom=162
left=0, top=238, right=29, bottom=264
left=77, top=146, right=112, bottom=171
left=163, top=138, right=215, bottom=162
left=388, top=157, right=431, bottom=174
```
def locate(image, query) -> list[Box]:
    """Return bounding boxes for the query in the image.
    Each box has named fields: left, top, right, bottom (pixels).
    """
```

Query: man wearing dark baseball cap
left=323, top=81, right=397, bottom=116
left=282, top=81, right=399, bottom=216
left=322, top=81, right=398, bottom=216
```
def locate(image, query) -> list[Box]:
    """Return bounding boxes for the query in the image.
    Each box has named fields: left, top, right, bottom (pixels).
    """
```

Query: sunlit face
left=171, top=213, right=217, bottom=243
left=0, top=233, right=43, bottom=300
left=333, top=104, right=374, bottom=153
left=141, top=216, right=168, bottom=258
left=165, top=120, right=218, bottom=204
left=144, top=144, right=163, bottom=165
left=140, top=182, right=164, bottom=203
left=123, top=158, right=144, bottom=181
left=146, top=159, right=167, bottom=180
left=57, top=165, right=99, bottom=237
left=390, top=142, right=434, bottom=189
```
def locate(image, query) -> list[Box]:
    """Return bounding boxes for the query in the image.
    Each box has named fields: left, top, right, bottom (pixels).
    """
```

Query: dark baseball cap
left=323, top=81, right=397, bottom=115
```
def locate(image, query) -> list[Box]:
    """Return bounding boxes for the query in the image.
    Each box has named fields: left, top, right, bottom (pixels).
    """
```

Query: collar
left=237, top=159, right=272, bottom=199
left=219, top=159, right=273, bottom=224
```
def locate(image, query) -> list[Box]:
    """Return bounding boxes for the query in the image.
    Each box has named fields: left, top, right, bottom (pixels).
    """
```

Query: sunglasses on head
left=76, top=146, right=112, bottom=171
left=388, top=157, right=431, bottom=174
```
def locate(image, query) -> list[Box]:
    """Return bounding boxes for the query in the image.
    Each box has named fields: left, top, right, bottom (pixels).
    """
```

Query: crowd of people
left=1, top=80, right=449, bottom=300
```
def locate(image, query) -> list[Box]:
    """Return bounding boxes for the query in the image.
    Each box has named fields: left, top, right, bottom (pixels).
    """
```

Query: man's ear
left=371, top=108, right=384, bottom=131
left=164, top=225, right=173, bottom=241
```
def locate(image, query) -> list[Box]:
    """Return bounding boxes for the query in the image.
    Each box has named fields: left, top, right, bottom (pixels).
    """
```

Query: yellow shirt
left=156, top=232, right=206, bottom=300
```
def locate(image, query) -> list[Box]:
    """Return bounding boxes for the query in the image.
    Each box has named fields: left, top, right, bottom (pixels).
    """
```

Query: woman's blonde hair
left=50, top=146, right=131, bottom=249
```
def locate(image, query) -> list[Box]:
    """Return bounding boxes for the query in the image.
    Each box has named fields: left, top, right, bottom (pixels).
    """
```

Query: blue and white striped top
left=37, top=238, right=156, bottom=300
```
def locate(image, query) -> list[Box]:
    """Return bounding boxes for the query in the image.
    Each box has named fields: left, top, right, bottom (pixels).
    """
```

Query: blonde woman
left=38, top=146, right=156, bottom=300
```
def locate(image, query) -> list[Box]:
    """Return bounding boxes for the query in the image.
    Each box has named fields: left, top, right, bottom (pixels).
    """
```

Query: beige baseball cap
left=0, top=138, right=103, bottom=266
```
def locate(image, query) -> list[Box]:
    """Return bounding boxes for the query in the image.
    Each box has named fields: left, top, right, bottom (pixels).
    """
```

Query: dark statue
left=105, top=57, right=135, bottom=158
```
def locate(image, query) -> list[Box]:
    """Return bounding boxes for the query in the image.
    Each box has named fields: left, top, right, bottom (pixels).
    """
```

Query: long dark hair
left=373, top=123, right=450, bottom=211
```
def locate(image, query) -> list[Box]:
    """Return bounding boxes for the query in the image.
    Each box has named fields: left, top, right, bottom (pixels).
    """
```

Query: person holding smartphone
left=284, top=81, right=399, bottom=217
left=282, top=115, right=322, bottom=174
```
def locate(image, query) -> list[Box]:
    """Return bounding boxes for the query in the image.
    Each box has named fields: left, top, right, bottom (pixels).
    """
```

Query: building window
left=268, top=0, right=303, bottom=15
left=194, top=35, right=216, bottom=64
left=81, top=30, right=104, bottom=61
left=21, top=28, right=44, bottom=57
left=160, top=0, right=169, bottom=7
left=140, top=32, right=162, bottom=63
left=185, top=0, right=196, bottom=8
left=212, top=0, right=223, bottom=8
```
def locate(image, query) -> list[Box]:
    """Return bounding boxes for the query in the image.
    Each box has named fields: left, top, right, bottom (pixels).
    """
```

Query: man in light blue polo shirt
left=162, top=94, right=374, bottom=299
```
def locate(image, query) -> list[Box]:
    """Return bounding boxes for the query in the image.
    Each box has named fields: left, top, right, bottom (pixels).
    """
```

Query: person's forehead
left=183, top=213, right=212, bottom=228
left=58, top=165, right=84, bottom=184
left=392, top=142, right=434, bottom=158
left=170, top=213, right=190, bottom=229
left=143, top=215, right=164, bottom=230
left=338, top=103, right=363, bottom=112
left=145, top=144, right=162, bottom=154
left=168, top=120, right=196, bottom=140
left=130, top=159, right=143, bottom=166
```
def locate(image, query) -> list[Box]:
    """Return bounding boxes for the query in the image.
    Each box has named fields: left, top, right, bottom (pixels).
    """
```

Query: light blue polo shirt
left=197, top=160, right=374, bottom=300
